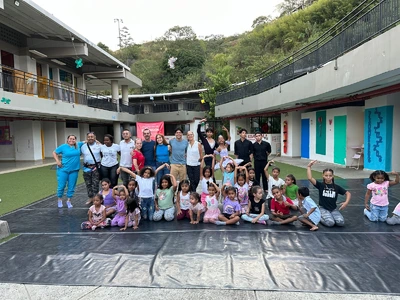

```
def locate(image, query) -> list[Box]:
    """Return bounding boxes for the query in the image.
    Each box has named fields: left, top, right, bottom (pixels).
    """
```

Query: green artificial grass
left=0, top=233, right=19, bottom=245
left=0, top=166, right=84, bottom=216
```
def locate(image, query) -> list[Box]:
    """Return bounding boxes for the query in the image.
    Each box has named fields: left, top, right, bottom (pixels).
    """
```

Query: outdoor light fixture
left=29, top=50, right=47, bottom=58
left=51, top=59, right=66, bottom=66
left=14, top=1, right=20, bottom=7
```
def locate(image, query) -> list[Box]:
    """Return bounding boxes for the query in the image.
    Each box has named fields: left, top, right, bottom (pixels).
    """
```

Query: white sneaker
left=57, top=200, right=63, bottom=208
left=66, top=201, right=73, bottom=208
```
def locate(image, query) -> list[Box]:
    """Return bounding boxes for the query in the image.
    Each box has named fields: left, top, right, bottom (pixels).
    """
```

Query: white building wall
left=12, top=120, right=41, bottom=161
left=387, top=93, right=400, bottom=171
left=79, top=123, right=90, bottom=142
left=42, top=121, right=57, bottom=158
left=281, top=111, right=301, bottom=157
left=56, top=122, right=66, bottom=147
left=229, top=118, right=250, bottom=153
left=0, top=121, right=15, bottom=160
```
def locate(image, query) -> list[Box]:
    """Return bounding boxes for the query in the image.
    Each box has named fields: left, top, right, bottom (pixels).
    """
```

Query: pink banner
left=136, top=122, right=164, bottom=140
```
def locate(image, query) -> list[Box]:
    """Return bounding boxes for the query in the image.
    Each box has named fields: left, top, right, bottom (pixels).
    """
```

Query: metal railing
left=216, top=0, right=400, bottom=105
left=0, top=65, right=207, bottom=116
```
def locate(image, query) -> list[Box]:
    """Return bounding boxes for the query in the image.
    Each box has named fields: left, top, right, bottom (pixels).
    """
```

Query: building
left=0, top=0, right=205, bottom=162
left=215, top=0, right=400, bottom=171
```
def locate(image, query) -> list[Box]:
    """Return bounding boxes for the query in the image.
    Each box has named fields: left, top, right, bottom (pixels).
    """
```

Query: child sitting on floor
left=296, top=187, right=320, bottom=231
left=215, top=185, right=241, bottom=226
left=176, top=179, right=191, bottom=221
left=121, top=197, right=141, bottom=231
left=203, top=182, right=221, bottom=224
left=241, top=185, right=269, bottom=225
left=189, top=192, right=205, bottom=224
left=269, top=186, right=298, bottom=225
left=81, top=194, right=110, bottom=230
left=387, top=202, right=400, bottom=225
left=264, top=160, right=285, bottom=209
left=111, top=185, right=129, bottom=227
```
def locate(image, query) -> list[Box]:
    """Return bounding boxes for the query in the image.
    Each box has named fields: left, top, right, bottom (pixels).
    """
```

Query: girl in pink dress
left=203, top=182, right=221, bottom=223
left=81, top=194, right=110, bottom=230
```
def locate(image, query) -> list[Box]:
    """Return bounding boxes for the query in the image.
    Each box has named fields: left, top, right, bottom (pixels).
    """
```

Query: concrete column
left=111, top=80, right=119, bottom=112
left=56, top=121, right=66, bottom=146
left=77, top=77, right=86, bottom=91
left=12, top=120, right=42, bottom=161
left=122, top=85, right=129, bottom=106
left=281, top=111, right=301, bottom=157
left=80, top=123, right=90, bottom=141
left=122, top=123, right=131, bottom=132
left=113, top=122, right=121, bottom=144
left=42, top=121, right=57, bottom=158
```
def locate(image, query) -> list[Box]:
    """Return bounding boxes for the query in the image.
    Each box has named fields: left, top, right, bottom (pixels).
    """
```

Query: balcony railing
left=216, top=0, right=400, bottom=105
left=0, top=66, right=207, bottom=116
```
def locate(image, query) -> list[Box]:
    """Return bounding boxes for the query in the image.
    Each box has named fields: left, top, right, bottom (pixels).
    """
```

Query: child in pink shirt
left=364, top=170, right=399, bottom=222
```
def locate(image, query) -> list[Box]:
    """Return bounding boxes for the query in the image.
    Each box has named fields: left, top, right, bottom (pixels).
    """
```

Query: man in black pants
left=234, top=128, right=253, bottom=166
left=253, top=132, right=271, bottom=193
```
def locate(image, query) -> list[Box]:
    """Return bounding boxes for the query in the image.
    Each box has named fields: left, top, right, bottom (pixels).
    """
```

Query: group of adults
left=52, top=118, right=272, bottom=207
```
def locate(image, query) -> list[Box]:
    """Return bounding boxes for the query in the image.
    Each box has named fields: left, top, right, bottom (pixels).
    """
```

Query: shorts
left=223, top=213, right=232, bottom=219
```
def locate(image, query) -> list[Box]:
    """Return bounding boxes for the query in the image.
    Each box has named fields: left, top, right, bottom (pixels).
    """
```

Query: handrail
left=216, top=0, right=399, bottom=105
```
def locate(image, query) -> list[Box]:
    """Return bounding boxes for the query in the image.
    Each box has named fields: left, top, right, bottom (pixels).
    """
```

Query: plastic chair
left=350, top=145, right=364, bottom=170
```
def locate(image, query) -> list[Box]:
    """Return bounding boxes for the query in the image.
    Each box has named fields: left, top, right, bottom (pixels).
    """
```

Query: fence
left=216, top=0, right=400, bottom=105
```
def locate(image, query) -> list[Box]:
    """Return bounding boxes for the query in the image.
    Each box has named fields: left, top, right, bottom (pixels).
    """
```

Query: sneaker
left=91, top=225, right=96, bottom=231
left=66, top=201, right=73, bottom=209
left=270, top=221, right=281, bottom=225
left=106, top=218, right=111, bottom=226
left=81, top=222, right=87, bottom=230
left=215, top=221, right=226, bottom=226
left=235, top=221, right=240, bottom=225
left=258, top=220, right=266, bottom=225
left=58, top=200, right=63, bottom=208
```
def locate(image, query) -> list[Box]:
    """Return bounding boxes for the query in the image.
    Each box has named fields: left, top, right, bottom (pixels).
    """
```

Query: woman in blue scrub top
left=53, top=135, right=84, bottom=208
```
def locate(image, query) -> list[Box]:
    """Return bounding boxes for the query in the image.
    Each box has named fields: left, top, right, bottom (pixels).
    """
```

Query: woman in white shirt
left=186, top=131, right=203, bottom=192
left=100, top=134, right=121, bottom=187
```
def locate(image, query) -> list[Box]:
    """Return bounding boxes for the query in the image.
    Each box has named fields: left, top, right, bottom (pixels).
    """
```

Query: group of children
left=81, top=157, right=400, bottom=231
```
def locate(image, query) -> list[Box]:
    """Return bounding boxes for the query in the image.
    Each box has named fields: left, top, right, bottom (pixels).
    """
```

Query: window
left=165, top=123, right=190, bottom=135
left=250, top=116, right=281, bottom=134
left=59, top=70, right=72, bottom=84
left=66, top=120, right=78, bottom=128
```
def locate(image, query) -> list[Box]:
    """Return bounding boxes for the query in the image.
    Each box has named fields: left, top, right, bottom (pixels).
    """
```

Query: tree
left=251, top=15, right=272, bottom=28
left=163, top=26, right=197, bottom=41
left=277, top=0, right=317, bottom=16
left=120, top=26, right=134, bottom=48
left=97, top=42, right=112, bottom=53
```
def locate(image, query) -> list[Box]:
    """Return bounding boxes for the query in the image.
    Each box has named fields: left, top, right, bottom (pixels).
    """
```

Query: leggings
left=100, top=164, right=119, bottom=188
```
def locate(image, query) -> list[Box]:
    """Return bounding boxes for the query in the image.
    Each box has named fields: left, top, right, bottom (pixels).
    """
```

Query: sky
left=32, top=0, right=282, bottom=50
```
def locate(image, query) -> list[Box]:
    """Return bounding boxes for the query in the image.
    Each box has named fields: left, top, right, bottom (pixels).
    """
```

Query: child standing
left=307, top=160, right=351, bottom=227
left=99, top=178, right=116, bottom=217
left=120, top=198, right=141, bottom=230
left=200, top=155, right=214, bottom=205
left=215, top=186, right=241, bottom=226
left=235, top=166, right=249, bottom=214
left=387, top=202, right=400, bottom=225
left=81, top=194, right=110, bottom=230
left=220, top=156, right=237, bottom=186
left=119, top=164, right=167, bottom=221
left=241, top=186, right=269, bottom=224
left=364, top=170, right=399, bottom=222
left=264, top=160, right=285, bottom=209
left=153, top=174, right=177, bottom=221
left=189, top=192, right=205, bottom=224
left=283, top=174, right=299, bottom=207
left=203, top=182, right=221, bottom=223
left=269, top=186, right=298, bottom=225
left=296, top=187, right=320, bottom=231
left=111, top=185, right=129, bottom=227
left=176, top=179, right=191, bottom=220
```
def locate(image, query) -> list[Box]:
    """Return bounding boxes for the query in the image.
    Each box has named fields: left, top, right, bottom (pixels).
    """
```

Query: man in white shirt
left=119, top=129, right=135, bottom=187
left=81, top=132, right=101, bottom=205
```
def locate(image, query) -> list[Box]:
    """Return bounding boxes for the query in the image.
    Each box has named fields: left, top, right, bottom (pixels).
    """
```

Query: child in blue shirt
left=296, top=187, right=321, bottom=231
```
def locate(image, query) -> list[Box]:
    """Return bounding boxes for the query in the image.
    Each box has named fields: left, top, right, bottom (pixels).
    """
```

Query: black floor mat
left=0, top=179, right=399, bottom=294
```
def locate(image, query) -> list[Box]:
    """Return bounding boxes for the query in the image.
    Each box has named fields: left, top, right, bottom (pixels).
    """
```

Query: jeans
left=153, top=206, right=175, bottom=221
left=120, top=171, right=131, bottom=188
left=254, top=160, right=268, bottom=191
left=100, top=163, right=119, bottom=188
left=57, top=169, right=79, bottom=198
left=241, top=213, right=269, bottom=222
left=364, top=203, right=388, bottom=222
left=156, top=162, right=170, bottom=188
left=83, top=169, right=100, bottom=198
left=320, top=207, right=344, bottom=227
left=141, top=197, right=155, bottom=221
left=387, top=214, right=400, bottom=225
left=186, top=165, right=200, bottom=192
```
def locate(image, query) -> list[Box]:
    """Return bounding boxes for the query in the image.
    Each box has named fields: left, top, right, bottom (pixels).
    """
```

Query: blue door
left=301, top=119, right=310, bottom=158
